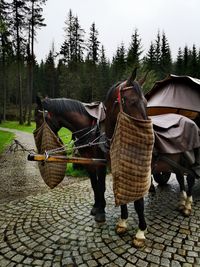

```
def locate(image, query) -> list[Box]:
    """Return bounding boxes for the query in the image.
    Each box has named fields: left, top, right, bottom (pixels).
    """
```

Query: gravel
left=0, top=127, right=50, bottom=203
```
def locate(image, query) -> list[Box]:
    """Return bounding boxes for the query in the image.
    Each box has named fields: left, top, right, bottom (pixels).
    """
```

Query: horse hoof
left=90, top=207, right=99, bottom=216
left=95, top=212, right=106, bottom=223
left=178, top=204, right=185, bottom=211
left=182, top=208, right=191, bottom=217
left=115, top=226, right=127, bottom=235
left=132, top=237, right=145, bottom=248
left=149, top=184, right=156, bottom=193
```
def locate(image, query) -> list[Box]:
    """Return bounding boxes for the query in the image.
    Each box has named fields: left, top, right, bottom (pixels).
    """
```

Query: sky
left=34, top=0, right=200, bottom=63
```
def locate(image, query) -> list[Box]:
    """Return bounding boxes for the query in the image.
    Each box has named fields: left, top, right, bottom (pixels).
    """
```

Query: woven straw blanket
left=110, top=112, right=154, bottom=206
left=33, top=122, right=66, bottom=189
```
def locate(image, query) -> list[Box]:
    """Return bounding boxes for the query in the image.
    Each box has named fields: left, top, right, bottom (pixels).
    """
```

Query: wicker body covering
left=33, top=122, right=66, bottom=188
left=110, top=112, right=154, bottom=206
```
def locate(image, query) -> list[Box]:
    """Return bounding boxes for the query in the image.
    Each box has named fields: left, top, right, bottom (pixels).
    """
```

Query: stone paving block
left=160, top=257, right=170, bottom=267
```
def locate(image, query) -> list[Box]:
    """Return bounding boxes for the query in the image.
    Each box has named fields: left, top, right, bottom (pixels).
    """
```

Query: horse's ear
left=138, top=71, right=149, bottom=86
left=127, top=67, right=137, bottom=85
left=36, top=95, right=42, bottom=107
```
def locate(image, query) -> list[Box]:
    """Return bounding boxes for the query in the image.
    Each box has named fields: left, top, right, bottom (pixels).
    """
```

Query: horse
left=104, top=68, right=154, bottom=247
left=104, top=68, right=200, bottom=247
left=35, top=96, right=107, bottom=223
left=151, top=139, right=199, bottom=217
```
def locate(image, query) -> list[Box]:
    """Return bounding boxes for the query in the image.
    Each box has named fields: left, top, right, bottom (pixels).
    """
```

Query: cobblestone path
left=0, top=175, right=200, bottom=267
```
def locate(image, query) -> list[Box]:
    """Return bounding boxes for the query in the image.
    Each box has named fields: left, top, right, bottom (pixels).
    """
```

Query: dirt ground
left=0, top=127, right=75, bottom=204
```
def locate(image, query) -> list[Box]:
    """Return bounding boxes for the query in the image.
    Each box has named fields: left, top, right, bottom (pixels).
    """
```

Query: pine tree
left=174, top=47, right=183, bottom=75
left=0, top=0, right=13, bottom=121
left=26, top=0, right=47, bottom=125
left=144, top=41, right=156, bottom=70
left=189, top=44, right=198, bottom=77
left=60, top=9, right=73, bottom=64
left=44, top=45, right=56, bottom=97
left=87, top=22, right=100, bottom=64
left=60, top=9, right=85, bottom=69
left=183, top=46, right=189, bottom=74
left=85, top=22, right=101, bottom=101
left=97, top=45, right=110, bottom=100
left=111, top=43, right=126, bottom=82
left=127, top=29, right=142, bottom=69
left=197, top=49, right=200, bottom=78
left=10, top=0, right=28, bottom=124
left=160, top=32, right=172, bottom=76
left=155, top=31, right=161, bottom=66
left=73, top=16, right=85, bottom=63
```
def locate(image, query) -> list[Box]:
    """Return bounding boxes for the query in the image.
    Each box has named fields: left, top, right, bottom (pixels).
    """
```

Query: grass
left=0, top=120, right=87, bottom=177
left=0, top=120, right=72, bottom=141
left=0, top=130, right=15, bottom=154
left=0, top=121, right=36, bottom=133
left=66, top=163, right=88, bottom=177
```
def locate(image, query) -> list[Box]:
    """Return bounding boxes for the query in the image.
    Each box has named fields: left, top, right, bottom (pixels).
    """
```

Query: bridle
left=117, top=82, right=139, bottom=112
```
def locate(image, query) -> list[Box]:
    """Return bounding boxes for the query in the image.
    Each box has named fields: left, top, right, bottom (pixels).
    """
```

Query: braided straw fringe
left=33, top=122, right=66, bottom=189
left=110, top=112, right=154, bottom=206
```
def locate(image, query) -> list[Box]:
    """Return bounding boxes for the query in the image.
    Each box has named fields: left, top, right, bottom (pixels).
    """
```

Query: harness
left=117, top=85, right=136, bottom=111
left=37, top=109, right=107, bottom=157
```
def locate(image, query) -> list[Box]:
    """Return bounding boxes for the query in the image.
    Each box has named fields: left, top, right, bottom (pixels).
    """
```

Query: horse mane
left=42, top=98, right=88, bottom=116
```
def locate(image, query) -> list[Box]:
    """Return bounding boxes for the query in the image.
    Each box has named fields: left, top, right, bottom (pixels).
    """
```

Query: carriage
left=145, top=74, right=200, bottom=185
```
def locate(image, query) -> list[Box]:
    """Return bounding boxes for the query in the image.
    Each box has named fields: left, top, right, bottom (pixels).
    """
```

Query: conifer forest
left=1, top=1, right=200, bottom=124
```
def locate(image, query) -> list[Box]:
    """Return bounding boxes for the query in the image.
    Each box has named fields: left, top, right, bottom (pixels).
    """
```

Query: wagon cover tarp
left=145, top=74, right=200, bottom=117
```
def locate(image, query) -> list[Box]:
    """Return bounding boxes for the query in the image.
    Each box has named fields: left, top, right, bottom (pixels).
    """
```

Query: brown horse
left=104, top=68, right=153, bottom=247
left=35, top=97, right=107, bottom=223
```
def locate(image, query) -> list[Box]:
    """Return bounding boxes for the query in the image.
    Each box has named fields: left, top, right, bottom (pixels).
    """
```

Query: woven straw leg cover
left=110, top=112, right=154, bottom=206
left=33, top=122, right=66, bottom=189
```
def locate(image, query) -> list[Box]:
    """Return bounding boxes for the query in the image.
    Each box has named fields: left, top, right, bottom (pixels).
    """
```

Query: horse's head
left=105, top=68, right=148, bottom=139
left=34, top=96, right=60, bottom=134
left=118, top=68, right=147, bottom=120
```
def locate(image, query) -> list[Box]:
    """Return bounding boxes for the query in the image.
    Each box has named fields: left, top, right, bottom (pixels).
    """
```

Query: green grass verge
left=0, top=121, right=36, bottom=133
left=0, top=130, right=15, bottom=154
left=0, top=120, right=72, bottom=142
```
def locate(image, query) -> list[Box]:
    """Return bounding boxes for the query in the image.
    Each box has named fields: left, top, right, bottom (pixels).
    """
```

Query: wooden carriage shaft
left=27, top=154, right=107, bottom=166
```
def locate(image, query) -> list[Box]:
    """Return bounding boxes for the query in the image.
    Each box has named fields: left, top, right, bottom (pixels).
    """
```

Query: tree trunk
left=27, top=0, right=34, bottom=126
left=2, top=42, right=7, bottom=121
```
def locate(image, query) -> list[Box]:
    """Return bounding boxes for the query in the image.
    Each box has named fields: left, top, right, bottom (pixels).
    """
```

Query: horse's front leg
left=116, top=204, right=128, bottom=234
left=133, top=198, right=147, bottom=248
left=95, top=166, right=107, bottom=222
left=89, top=166, right=107, bottom=223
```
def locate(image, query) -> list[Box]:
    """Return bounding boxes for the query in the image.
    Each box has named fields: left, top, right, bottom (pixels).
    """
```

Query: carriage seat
left=83, top=102, right=106, bottom=123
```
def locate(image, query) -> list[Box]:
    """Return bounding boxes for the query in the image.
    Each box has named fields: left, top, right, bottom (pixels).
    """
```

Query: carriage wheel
left=153, top=172, right=171, bottom=185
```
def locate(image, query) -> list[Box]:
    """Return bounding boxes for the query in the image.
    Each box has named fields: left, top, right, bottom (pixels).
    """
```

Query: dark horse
left=35, top=97, right=107, bottom=223
left=104, top=68, right=199, bottom=247
left=104, top=68, right=153, bottom=247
